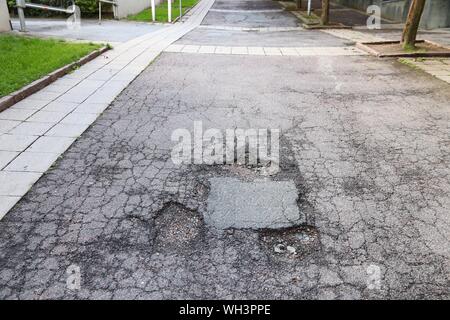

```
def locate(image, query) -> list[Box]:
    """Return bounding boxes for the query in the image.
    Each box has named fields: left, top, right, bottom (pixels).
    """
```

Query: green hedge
left=7, top=0, right=99, bottom=16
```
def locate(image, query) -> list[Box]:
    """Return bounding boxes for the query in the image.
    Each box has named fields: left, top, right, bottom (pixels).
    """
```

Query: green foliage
left=0, top=34, right=101, bottom=97
left=75, top=0, right=99, bottom=14
left=127, top=0, right=199, bottom=23
left=7, top=0, right=99, bottom=16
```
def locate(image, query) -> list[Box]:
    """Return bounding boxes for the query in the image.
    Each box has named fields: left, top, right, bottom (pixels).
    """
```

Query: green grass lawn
left=127, top=0, right=199, bottom=23
left=0, top=35, right=101, bottom=97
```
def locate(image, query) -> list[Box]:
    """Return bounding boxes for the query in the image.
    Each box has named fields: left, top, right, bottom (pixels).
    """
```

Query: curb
left=356, top=40, right=450, bottom=58
left=0, top=46, right=110, bottom=113
left=302, top=22, right=352, bottom=30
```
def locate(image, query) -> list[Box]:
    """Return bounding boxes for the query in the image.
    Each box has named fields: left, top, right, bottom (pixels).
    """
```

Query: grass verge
left=127, top=0, right=199, bottom=23
left=0, top=35, right=101, bottom=97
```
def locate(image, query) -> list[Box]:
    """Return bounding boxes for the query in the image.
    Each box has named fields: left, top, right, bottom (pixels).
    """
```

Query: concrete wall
left=116, top=0, right=162, bottom=19
left=421, top=0, right=450, bottom=29
left=333, top=0, right=450, bottom=29
left=0, top=0, right=11, bottom=32
left=380, top=0, right=408, bottom=22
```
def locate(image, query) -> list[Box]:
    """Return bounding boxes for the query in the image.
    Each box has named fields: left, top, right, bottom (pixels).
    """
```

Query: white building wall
left=116, top=0, right=162, bottom=19
left=0, top=0, right=11, bottom=32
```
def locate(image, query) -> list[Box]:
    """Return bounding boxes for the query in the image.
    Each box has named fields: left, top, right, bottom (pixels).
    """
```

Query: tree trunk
left=296, top=0, right=302, bottom=10
left=401, top=0, right=426, bottom=49
left=321, top=0, right=329, bottom=25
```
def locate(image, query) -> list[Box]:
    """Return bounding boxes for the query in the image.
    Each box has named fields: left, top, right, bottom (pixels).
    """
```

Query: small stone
left=287, top=246, right=296, bottom=254
left=274, top=244, right=286, bottom=253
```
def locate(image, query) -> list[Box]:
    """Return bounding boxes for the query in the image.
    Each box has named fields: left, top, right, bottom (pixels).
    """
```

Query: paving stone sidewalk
left=400, top=58, right=450, bottom=84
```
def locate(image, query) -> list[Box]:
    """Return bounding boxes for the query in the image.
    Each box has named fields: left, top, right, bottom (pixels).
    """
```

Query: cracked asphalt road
left=1, top=0, right=449, bottom=299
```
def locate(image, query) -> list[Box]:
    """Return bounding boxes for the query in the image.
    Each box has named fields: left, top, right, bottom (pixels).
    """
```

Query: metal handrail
left=16, top=0, right=77, bottom=32
left=99, top=0, right=118, bottom=24
left=24, top=2, right=75, bottom=14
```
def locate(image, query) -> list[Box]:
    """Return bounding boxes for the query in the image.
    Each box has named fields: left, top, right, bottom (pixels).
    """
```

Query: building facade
left=0, top=0, right=11, bottom=31
left=334, top=0, right=450, bottom=29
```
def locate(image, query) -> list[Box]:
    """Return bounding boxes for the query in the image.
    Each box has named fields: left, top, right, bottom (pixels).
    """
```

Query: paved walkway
left=0, top=0, right=449, bottom=300
left=11, top=18, right=168, bottom=45
left=322, top=28, right=450, bottom=84
left=0, top=0, right=216, bottom=219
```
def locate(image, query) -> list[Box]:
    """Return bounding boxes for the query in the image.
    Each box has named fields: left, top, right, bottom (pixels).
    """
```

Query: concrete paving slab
left=182, top=45, right=201, bottom=53
left=10, top=99, right=49, bottom=110
left=0, top=120, right=21, bottom=134
left=4, top=151, right=60, bottom=173
left=247, top=46, right=265, bottom=55
left=0, top=134, right=37, bottom=152
left=0, top=151, right=19, bottom=170
left=83, top=81, right=128, bottom=104
left=41, top=101, right=79, bottom=113
left=0, top=171, right=42, bottom=196
left=436, top=75, right=450, bottom=83
left=8, top=121, right=54, bottom=136
left=231, top=46, right=248, bottom=54
left=198, top=45, right=216, bottom=53
left=27, top=136, right=75, bottom=154
left=263, top=47, right=282, bottom=55
left=165, top=44, right=185, bottom=52
left=0, top=108, right=35, bottom=121
left=214, top=46, right=232, bottom=54
left=27, top=110, right=68, bottom=123
left=43, top=83, right=73, bottom=94
left=44, top=123, right=90, bottom=138
left=73, top=102, right=109, bottom=114
left=0, top=196, right=20, bottom=220
left=280, top=47, right=299, bottom=56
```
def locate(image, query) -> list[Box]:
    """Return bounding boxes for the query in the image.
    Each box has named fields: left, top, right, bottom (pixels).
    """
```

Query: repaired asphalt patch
left=206, top=177, right=304, bottom=230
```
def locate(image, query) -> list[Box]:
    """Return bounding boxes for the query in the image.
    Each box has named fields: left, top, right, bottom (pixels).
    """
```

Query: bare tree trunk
left=296, top=0, right=302, bottom=10
left=401, top=0, right=426, bottom=49
left=321, top=0, right=329, bottom=25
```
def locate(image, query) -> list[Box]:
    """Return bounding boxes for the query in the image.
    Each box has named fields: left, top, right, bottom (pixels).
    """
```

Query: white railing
left=16, top=0, right=78, bottom=31
left=98, top=0, right=118, bottom=24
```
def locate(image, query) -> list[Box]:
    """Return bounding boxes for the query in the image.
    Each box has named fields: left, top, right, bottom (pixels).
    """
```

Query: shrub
left=7, top=0, right=99, bottom=16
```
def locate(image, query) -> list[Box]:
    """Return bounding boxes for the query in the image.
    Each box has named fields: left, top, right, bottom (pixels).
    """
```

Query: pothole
left=259, top=225, right=320, bottom=259
left=232, top=144, right=279, bottom=177
left=201, top=136, right=313, bottom=229
left=223, top=159, right=279, bottom=178
left=153, top=203, right=204, bottom=252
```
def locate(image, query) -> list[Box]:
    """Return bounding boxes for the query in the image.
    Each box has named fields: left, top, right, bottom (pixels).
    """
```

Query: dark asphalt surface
left=0, top=0, right=449, bottom=299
